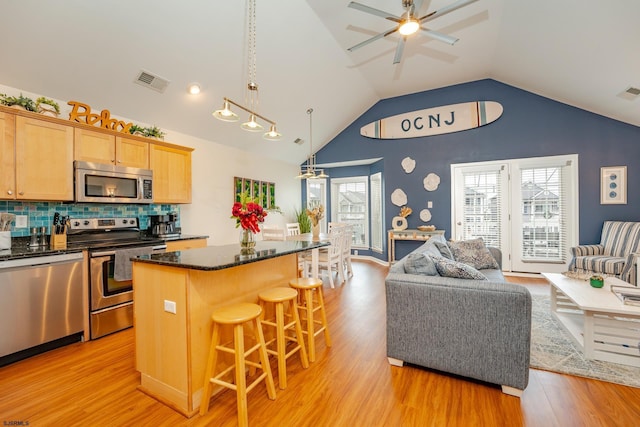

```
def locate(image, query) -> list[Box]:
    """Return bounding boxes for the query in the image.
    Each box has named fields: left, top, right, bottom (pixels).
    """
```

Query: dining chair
left=340, top=225, right=354, bottom=278
left=304, top=231, right=344, bottom=288
left=262, top=225, right=286, bottom=241
left=285, top=223, right=301, bottom=236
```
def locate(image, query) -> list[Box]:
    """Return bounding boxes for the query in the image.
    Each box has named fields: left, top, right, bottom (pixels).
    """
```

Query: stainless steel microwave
left=74, top=161, right=153, bottom=204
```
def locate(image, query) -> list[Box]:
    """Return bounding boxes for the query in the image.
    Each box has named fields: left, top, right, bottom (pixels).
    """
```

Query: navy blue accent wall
left=312, top=79, right=640, bottom=261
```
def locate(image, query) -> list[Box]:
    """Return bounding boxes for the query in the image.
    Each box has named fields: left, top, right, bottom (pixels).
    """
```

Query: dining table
left=286, top=232, right=330, bottom=279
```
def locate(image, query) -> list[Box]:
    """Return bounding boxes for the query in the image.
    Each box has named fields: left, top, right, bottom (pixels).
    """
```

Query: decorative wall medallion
left=401, top=157, right=416, bottom=173
left=360, top=101, right=503, bottom=139
left=423, top=173, right=440, bottom=191
left=420, top=209, right=432, bottom=222
left=600, top=166, right=627, bottom=204
left=391, top=189, right=407, bottom=206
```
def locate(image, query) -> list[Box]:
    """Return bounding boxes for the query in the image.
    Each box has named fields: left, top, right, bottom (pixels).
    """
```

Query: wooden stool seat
left=200, top=302, right=276, bottom=426
left=258, top=287, right=309, bottom=390
left=289, top=277, right=331, bottom=362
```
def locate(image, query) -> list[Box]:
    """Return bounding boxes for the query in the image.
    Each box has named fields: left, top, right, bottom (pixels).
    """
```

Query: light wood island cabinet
left=165, top=238, right=207, bottom=252
left=131, top=240, right=328, bottom=417
left=150, top=143, right=192, bottom=204
left=14, top=116, right=74, bottom=201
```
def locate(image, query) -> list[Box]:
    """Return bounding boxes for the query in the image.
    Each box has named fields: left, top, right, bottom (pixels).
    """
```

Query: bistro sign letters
left=360, top=101, right=503, bottom=139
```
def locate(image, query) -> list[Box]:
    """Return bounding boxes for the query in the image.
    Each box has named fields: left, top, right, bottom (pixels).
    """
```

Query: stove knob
left=84, top=220, right=90, bottom=226
left=73, top=221, right=80, bottom=227
left=123, top=219, right=128, bottom=224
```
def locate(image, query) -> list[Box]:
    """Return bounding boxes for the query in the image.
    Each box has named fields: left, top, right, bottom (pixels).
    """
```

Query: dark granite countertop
left=0, top=235, right=209, bottom=262
left=133, top=240, right=329, bottom=271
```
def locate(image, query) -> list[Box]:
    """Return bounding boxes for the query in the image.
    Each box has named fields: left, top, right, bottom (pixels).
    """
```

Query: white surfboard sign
left=360, top=101, right=503, bottom=139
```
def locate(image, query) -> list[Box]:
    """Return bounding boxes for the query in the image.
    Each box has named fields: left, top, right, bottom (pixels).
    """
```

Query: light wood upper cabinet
left=75, top=128, right=149, bottom=169
left=115, top=136, right=149, bottom=169
left=15, top=116, right=74, bottom=201
left=150, top=144, right=192, bottom=204
left=0, top=112, right=16, bottom=200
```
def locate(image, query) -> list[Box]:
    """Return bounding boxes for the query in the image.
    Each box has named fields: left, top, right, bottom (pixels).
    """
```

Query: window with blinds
left=370, top=172, right=383, bottom=252
left=520, top=165, right=568, bottom=263
left=330, top=177, right=368, bottom=247
left=460, top=168, right=503, bottom=249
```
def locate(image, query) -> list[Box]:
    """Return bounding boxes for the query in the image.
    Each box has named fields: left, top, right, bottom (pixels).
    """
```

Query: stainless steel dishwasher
left=0, top=252, right=84, bottom=365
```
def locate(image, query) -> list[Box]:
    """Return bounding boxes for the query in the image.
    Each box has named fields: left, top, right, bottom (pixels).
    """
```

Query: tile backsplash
left=0, top=201, right=180, bottom=237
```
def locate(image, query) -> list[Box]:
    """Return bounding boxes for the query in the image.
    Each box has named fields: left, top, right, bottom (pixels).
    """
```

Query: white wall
left=1, top=84, right=301, bottom=245
left=163, top=129, right=301, bottom=245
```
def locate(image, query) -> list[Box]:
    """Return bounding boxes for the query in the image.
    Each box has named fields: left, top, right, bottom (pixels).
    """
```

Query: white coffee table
left=542, top=273, right=640, bottom=367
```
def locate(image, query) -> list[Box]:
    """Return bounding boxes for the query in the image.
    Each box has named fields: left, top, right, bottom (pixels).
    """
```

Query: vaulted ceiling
left=1, top=1, right=638, bottom=165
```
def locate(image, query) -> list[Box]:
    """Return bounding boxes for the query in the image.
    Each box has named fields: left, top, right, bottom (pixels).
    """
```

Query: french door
left=452, top=155, right=578, bottom=273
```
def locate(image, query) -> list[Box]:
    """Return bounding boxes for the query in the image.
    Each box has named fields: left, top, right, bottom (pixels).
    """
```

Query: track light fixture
left=212, top=0, right=281, bottom=141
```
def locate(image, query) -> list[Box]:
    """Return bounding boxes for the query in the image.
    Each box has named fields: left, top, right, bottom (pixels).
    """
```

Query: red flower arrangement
left=231, top=192, right=267, bottom=233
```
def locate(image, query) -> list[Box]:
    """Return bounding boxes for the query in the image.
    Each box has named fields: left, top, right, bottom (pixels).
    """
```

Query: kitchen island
left=131, top=239, right=329, bottom=417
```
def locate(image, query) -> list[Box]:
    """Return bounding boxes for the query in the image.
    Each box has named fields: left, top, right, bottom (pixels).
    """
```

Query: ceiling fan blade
left=419, top=0, right=479, bottom=24
left=348, top=2, right=401, bottom=22
left=348, top=27, right=399, bottom=52
left=393, top=37, right=406, bottom=64
left=419, top=28, right=459, bottom=45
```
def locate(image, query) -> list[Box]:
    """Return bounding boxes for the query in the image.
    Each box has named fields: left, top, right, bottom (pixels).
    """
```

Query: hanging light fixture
left=212, top=0, right=281, bottom=141
left=296, top=108, right=328, bottom=179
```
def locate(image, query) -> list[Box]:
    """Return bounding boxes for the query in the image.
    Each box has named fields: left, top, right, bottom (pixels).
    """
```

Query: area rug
left=530, top=294, right=640, bottom=388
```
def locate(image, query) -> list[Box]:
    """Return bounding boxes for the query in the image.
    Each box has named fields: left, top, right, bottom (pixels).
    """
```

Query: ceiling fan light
left=263, top=124, right=282, bottom=141
left=241, top=114, right=264, bottom=132
left=399, top=18, right=419, bottom=36
left=213, top=100, right=239, bottom=122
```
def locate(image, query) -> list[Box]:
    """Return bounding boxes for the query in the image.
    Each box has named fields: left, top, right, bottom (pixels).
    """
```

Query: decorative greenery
left=35, top=97, right=60, bottom=114
left=128, top=124, right=146, bottom=135
left=0, top=93, right=37, bottom=112
left=143, top=125, right=165, bottom=139
left=295, top=207, right=312, bottom=233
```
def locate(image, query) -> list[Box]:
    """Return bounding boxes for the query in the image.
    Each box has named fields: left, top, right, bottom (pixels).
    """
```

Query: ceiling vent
left=133, top=70, right=170, bottom=93
left=293, top=138, right=305, bottom=145
left=618, top=86, right=640, bottom=101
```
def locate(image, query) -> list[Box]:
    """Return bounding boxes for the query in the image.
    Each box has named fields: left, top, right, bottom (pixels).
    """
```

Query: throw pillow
left=432, top=256, right=488, bottom=280
left=434, top=241, right=454, bottom=259
left=448, top=238, right=499, bottom=270
left=417, top=239, right=443, bottom=258
left=404, top=253, right=438, bottom=276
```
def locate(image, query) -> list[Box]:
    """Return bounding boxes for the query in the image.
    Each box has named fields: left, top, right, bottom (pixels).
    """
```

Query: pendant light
left=212, top=0, right=281, bottom=141
left=296, top=108, right=328, bottom=179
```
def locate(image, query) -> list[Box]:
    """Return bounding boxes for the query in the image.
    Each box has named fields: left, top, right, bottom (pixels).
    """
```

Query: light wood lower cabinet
left=150, top=144, right=192, bottom=204
left=165, top=238, right=207, bottom=252
left=15, top=116, right=74, bottom=201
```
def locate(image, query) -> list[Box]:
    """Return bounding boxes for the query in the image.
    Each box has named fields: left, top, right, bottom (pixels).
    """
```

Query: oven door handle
left=91, top=245, right=166, bottom=258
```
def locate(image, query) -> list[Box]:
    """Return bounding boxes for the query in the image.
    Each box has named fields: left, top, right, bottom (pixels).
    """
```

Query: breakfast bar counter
left=131, top=240, right=328, bottom=417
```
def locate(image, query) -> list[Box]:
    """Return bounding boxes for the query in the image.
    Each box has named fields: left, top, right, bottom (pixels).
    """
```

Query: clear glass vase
left=239, top=228, right=256, bottom=250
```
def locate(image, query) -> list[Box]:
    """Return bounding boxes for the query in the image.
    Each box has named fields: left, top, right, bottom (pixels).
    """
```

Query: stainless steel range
left=68, top=217, right=166, bottom=339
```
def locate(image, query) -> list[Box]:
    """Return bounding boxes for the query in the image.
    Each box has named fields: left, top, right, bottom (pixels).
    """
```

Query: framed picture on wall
left=600, top=166, right=627, bottom=204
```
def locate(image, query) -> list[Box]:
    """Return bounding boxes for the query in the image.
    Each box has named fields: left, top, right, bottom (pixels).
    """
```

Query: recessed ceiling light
left=187, top=83, right=201, bottom=95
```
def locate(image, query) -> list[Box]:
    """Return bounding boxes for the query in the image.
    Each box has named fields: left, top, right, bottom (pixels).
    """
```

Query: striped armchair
left=569, top=221, right=640, bottom=285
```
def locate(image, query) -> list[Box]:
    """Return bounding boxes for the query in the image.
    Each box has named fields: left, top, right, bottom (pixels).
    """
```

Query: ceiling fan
left=347, top=0, right=478, bottom=64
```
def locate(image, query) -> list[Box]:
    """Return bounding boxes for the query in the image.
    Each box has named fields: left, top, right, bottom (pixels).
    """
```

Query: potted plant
left=128, top=124, right=146, bottom=136
left=35, top=97, right=60, bottom=117
left=0, top=93, right=37, bottom=112
left=294, top=207, right=312, bottom=233
left=143, top=125, right=165, bottom=140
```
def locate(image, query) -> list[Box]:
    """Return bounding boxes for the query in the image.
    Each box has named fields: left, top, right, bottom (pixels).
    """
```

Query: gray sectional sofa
left=384, top=236, right=532, bottom=396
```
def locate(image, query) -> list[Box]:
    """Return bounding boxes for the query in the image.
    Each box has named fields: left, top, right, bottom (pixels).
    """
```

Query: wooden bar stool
left=258, top=287, right=309, bottom=389
left=288, top=277, right=332, bottom=362
left=200, top=302, right=276, bottom=426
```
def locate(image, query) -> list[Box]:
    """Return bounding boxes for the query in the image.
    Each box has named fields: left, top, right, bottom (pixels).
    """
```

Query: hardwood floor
left=1, top=261, right=639, bottom=426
